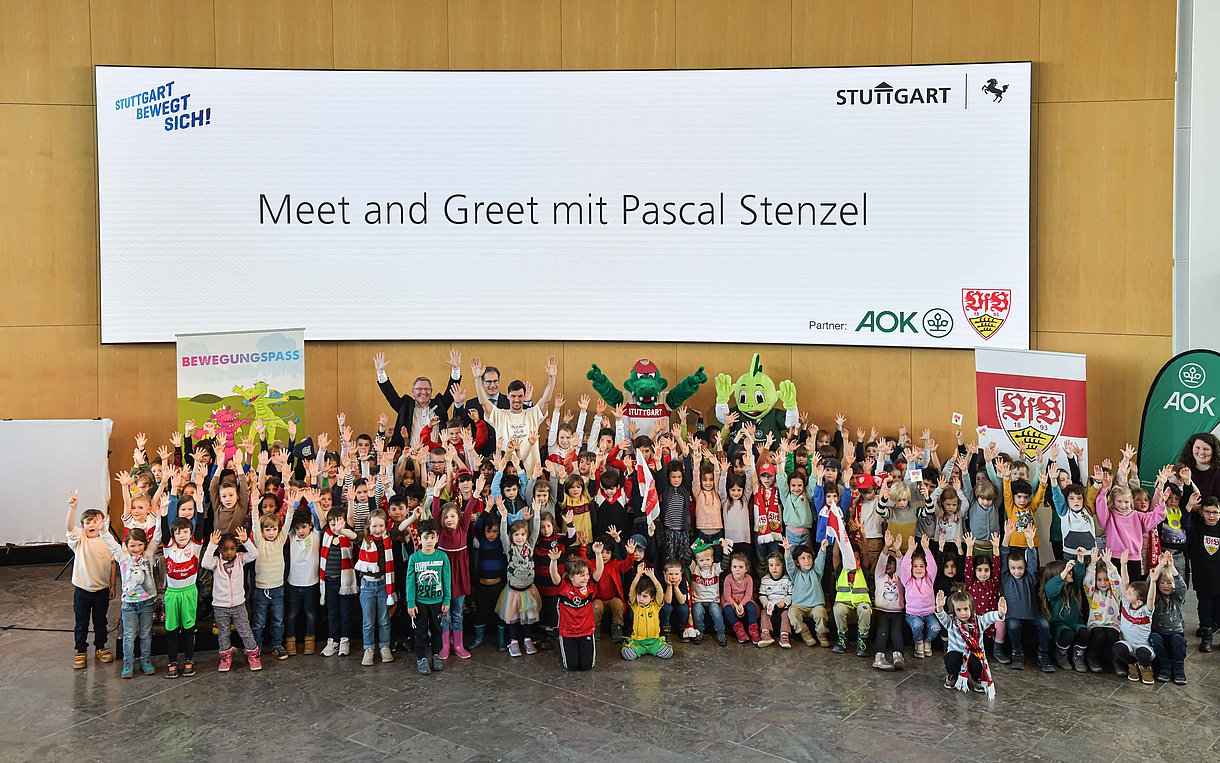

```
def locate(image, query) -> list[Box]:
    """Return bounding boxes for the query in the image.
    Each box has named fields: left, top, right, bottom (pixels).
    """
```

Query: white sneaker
left=361, top=648, right=375, bottom=666
left=507, top=640, right=522, bottom=657
left=321, top=638, right=338, bottom=657
left=523, top=638, right=537, bottom=655
left=380, top=646, right=394, bottom=663
left=338, top=638, right=350, bottom=656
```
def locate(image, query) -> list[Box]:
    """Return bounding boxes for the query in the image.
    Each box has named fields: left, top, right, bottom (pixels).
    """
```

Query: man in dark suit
left=374, top=348, right=463, bottom=450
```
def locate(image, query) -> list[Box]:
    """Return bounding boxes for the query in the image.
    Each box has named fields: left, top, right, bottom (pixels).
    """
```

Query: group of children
left=66, top=356, right=1219, bottom=696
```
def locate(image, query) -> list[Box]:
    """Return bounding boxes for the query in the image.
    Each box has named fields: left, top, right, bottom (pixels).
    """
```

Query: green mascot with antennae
left=715, top=353, right=798, bottom=447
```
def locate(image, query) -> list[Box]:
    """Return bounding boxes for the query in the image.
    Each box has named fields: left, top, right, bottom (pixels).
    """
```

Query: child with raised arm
left=783, top=536, right=830, bottom=647
left=1114, top=549, right=1161, bottom=684
left=1150, top=552, right=1188, bottom=684
left=719, top=449, right=755, bottom=570
left=1095, top=464, right=1167, bottom=580
left=356, top=509, right=397, bottom=665
left=963, top=532, right=1005, bottom=661
left=102, top=521, right=160, bottom=678
left=935, top=589, right=1007, bottom=698
left=285, top=498, right=321, bottom=656
left=66, top=492, right=116, bottom=669
left=1000, top=458, right=1047, bottom=549
left=162, top=517, right=204, bottom=678
left=251, top=512, right=290, bottom=662
left=550, top=540, right=606, bottom=671
left=201, top=528, right=261, bottom=672
left=872, top=531, right=906, bottom=670
left=1082, top=547, right=1122, bottom=672
left=754, top=460, right=784, bottom=564
left=497, top=498, right=543, bottom=657
left=832, top=542, right=873, bottom=657
left=900, top=535, right=941, bottom=659
left=432, top=475, right=482, bottom=659
left=406, top=519, right=451, bottom=675
left=1049, top=461, right=1097, bottom=555
left=1000, top=521, right=1052, bottom=672
left=1040, top=551, right=1088, bottom=672
left=621, top=566, right=673, bottom=660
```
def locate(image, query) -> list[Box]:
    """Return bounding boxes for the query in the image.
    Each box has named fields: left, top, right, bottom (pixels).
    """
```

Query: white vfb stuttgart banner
left=975, top=348, right=1087, bottom=469
left=97, top=64, right=1031, bottom=347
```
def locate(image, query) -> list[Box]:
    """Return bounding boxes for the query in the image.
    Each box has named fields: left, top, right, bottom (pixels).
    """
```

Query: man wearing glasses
left=373, top=348, right=463, bottom=449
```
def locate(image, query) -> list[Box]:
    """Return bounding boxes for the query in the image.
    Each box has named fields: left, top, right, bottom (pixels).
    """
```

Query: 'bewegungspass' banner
left=98, top=64, right=1031, bottom=347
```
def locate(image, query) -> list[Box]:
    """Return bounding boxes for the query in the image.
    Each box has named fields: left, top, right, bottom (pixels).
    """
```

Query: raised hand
left=373, top=352, right=389, bottom=374
left=234, top=526, right=248, bottom=543
left=578, top=394, right=590, bottom=412
left=936, top=590, right=946, bottom=611
left=447, top=346, right=462, bottom=370
left=470, top=355, right=485, bottom=379
left=998, top=596, right=1008, bottom=618
left=545, top=355, right=558, bottom=378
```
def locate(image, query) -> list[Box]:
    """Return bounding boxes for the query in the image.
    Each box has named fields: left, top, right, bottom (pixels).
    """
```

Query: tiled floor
left=1, top=564, right=1217, bottom=762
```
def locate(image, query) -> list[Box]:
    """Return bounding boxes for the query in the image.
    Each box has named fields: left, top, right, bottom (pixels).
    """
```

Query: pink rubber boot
left=439, top=630, right=451, bottom=660
left=453, top=631, right=471, bottom=659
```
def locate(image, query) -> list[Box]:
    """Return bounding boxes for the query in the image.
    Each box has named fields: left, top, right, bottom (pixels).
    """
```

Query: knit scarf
left=356, top=534, right=396, bottom=604
left=754, top=485, right=782, bottom=540
left=952, top=616, right=995, bottom=700
left=318, top=531, right=356, bottom=604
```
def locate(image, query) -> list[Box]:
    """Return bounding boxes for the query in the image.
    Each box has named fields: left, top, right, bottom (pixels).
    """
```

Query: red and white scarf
left=754, top=485, right=782, bottom=541
left=318, top=531, right=356, bottom=604
left=356, top=534, right=396, bottom=604
left=952, top=616, right=995, bottom=700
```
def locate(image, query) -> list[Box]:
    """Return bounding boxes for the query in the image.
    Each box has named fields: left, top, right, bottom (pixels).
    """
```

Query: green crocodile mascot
left=715, top=353, right=798, bottom=447
left=586, top=358, right=707, bottom=440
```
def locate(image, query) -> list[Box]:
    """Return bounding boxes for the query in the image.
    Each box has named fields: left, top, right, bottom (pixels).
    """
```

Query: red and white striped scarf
left=318, top=531, right=356, bottom=604
left=356, top=534, right=396, bottom=604
left=952, top=616, right=995, bottom=700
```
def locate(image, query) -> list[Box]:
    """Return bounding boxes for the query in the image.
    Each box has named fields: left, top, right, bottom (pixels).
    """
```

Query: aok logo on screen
left=834, top=288, right=1011, bottom=341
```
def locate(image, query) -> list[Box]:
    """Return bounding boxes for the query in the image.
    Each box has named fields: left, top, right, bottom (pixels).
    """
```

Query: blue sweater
left=1000, top=545, right=1040, bottom=620
left=784, top=547, right=827, bottom=608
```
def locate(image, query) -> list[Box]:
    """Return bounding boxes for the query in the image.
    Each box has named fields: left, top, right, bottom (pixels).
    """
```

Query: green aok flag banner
left=1137, top=349, right=1220, bottom=489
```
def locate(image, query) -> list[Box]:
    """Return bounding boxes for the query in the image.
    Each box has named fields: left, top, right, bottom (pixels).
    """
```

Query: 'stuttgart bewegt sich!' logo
left=112, top=79, right=212, bottom=133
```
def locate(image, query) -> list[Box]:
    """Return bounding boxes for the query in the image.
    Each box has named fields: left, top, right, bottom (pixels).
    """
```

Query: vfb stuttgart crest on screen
left=997, top=388, right=1063, bottom=459
left=962, top=289, right=1011, bottom=340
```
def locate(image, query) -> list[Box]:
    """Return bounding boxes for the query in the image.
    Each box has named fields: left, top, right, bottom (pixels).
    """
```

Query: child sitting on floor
left=621, top=566, right=673, bottom=661
left=935, top=589, right=1007, bottom=698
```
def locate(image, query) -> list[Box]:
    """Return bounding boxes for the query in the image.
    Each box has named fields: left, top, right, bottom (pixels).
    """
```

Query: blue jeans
left=756, top=539, right=780, bottom=563
left=121, top=599, right=153, bottom=662
left=784, top=527, right=811, bottom=549
left=724, top=601, right=759, bottom=628
left=359, top=578, right=391, bottom=648
left=285, top=583, right=317, bottom=639
left=251, top=585, right=285, bottom=648
left=1150, top=631, right=1186, bottom=666
left=1005, top=616, right=1051, bottom=655
left=906, top=613, right=943, bottom=642
left=324, top=577, right=355, bottom=640
left=443, top=594, right=466, bottom=634
left=660, top=602, right=690, bottom=632
left=692, top=600, right=724, bottom=635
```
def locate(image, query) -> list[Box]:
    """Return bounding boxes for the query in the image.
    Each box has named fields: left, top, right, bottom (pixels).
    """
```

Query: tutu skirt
left=496, top=584, right=541, bottom=625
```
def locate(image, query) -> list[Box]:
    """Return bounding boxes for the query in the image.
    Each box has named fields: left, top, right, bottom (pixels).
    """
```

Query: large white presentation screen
left=96, top=63, right=1031, bottom=348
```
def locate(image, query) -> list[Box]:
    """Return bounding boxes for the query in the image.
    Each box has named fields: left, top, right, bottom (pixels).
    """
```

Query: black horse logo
left=982, top=79, right=1009, bottom=102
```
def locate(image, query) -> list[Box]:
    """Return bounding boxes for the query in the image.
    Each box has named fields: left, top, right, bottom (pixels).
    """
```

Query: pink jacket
left=722, top=573, right=754, bottom=607
left=1095, top=490, right=1165, bottom=557
left=898, top=550, right=938, bottom=616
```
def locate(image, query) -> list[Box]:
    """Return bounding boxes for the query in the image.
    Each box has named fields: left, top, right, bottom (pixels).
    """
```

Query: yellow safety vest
left=835, top=568, right=871, bottom=607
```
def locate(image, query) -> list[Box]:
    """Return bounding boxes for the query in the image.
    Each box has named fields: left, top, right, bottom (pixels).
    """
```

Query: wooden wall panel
left=561, top=0, right=676, bottom=70
left=1036, top=100, right=1173, bottom=336
left=0, top=326, right=98, bottom=420
left=0, top=0, right=92, bottom=104
left=1038, top=0, right=1176, bottom=103
left=333, top=0, right=448, bottom=70
left=97, top=343, right=176, bottom=514
left=0, top=105, right=98, bottom=328
left=90, top=0, right=217, bottom=67
left=1035, top=332, right=1171, bottom=465
left=912, top=0, right=1038, bottom=67
left=304, top=341, right=339, bottom=437
left=675, top=0, right=790, bottom=69
left=214, top=0, right=334, bottom=69
left=792, top=0, right=913, bottom=68
left=909, top=348, right=977, bottom=446
left=791, top=346, right=912, bottom=436
left=448, top=0, right=561, bottom=70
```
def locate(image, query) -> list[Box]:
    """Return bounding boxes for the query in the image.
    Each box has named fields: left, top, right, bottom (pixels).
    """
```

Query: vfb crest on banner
left=996, top=387, right=1063, bottom=459
left=962, top=289, right=1011, bottom=340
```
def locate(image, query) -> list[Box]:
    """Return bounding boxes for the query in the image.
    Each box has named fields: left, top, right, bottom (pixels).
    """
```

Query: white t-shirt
left=486, top=405, right=547, bottom=472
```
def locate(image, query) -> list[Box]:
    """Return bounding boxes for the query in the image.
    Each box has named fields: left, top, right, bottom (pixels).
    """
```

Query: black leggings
left=412, top=602, right=443, bottom=659
left=1054, top=624, right=1089, bottom=648
left=474, top=581, right=505, bottom=628
left=1112, top=641, right=1153, bottom=669
left=508, top=621, right=530, bottom=643
left=165, top=628, right=195, bottom=663
left=560, top=633, right=595, bottom=671
left=873, top=611, right=906, bottom=653
left=945, top=650, right=983, bottom=679
left=1086, top=626, right=1119, bottom=662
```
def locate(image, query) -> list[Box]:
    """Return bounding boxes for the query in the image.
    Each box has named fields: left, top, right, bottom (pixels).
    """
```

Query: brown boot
left=285, top=639, right=297, bottom=656
left=816, top=633, right=832, bottom=648
left=303, top=636, right=316, bottom=655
